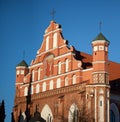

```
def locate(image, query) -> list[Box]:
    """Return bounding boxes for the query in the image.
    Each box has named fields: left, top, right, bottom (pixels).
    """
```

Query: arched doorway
left=68, top=103, right=79, bottom=122
left=110, top=103, right=120, bottom=122
left=41, top=104, right=53, bottom=122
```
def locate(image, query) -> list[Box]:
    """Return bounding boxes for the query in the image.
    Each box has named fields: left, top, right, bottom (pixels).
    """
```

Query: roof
left=16, top=60, right=28, bottom=67
left=92, top=33, right=110, bottom=43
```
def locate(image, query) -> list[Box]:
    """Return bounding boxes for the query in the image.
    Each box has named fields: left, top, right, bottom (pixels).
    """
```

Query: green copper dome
left=16, top=60, right=28, bottom=67
left=92, top=33, right=110, bottom=43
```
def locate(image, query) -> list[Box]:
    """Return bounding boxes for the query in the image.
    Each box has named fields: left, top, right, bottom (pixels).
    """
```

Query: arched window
left=24, top=87, right=28, bottom=96
left=36, top=84, right=40, bottom=93
left=58, top=61, right=61, bottom=74
left=65, top=59, right=69, bottom=72
left=53, top=33, right=57, bottom=48
left=41, top=104, right=53, bottom=121
left=72, top=75, right=76, bottom=84
left=65, top=77, right=68, bottom=86
left=50, top=80, right=53, bottom=90
left=56, top=78, right=61, bottom=88
left=32, top=70, right=34, bottom=81
left=31, top=85, right=34, bottom=94
left=38, top=68, right=41, bottom=80
left=43, top=82, right=46, bottom=92
left=99, top=96, right=104, bottom=121
left=46, top=36, right=49, bottom=51
left=68, top=103, right=79, bottom=122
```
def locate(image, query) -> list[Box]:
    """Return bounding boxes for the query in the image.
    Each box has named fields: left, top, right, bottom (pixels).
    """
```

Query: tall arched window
left=56, top=78, right=61, bottom=88
left=99, top=96, right=104, bottom=121
left=58, top=61, right=61, bottom=74
left=46, top=36, right=49, bottom=51
left=72, top=75, right=76, bottom=84
left=32, top=70, right=34, bottom=81
left=65, top=77, right=68, bottom=86
left=53, top=33, right=57, bottom=48
left=43, top=82, right=46, bottom=92
left=65, top=59, right=69, bottom=72
left=36, top=84, right=40, bottom=93
left=50, top=80, right=53, bottom=90
left=68, top=104, right=79, bottom=122
left=41, top=104, right=53, bottom=121
left=24, top=87, right=28, bottom=96
left=38, top=68, right=41, bottom=80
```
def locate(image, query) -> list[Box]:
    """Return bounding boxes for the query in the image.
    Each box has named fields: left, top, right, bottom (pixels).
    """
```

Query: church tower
left=88, top=33, right=110, bottom=122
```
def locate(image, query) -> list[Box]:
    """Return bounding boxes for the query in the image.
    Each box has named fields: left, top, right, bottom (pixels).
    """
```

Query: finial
left=99, top=21, right=102, bottom=33
left=51, top=9, right=56, bottom=20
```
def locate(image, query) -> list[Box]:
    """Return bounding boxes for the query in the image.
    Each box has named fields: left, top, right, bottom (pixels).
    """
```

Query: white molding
left=30, top=52, right=72, bottom=69
left=86, top=84, right=110, bottom=88
left=16, top=66, right=26, bottom=69
left=44, top=28, right=62, bottom=36
left=92, top=61, right=106, bottom=64
left=20, top=69, right=83, bottom=88
left=92, top=71, right=108, bottom=74
left=16, top=82, right=23, bottom=85
left=29, top=62, right=43, bottom=69
left=92, top=40, right=108, bottom=44
left=82, top=68, right=93, bottom=72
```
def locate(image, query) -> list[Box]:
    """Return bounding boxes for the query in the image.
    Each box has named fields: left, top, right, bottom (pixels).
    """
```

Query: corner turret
left=16, top=60, right=29, bottom=83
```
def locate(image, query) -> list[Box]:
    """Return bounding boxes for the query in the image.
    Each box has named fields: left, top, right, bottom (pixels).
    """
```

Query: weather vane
left=51, top=9, right=56, bottom=20
left=99, top=21, right=102, bottom=33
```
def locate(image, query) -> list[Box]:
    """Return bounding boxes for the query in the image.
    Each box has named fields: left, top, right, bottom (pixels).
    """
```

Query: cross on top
left=51, top=9, right=56, bottom=20
left=99, top=21, right=102, bottom=32
left=22, top=50, right=25, bottom=59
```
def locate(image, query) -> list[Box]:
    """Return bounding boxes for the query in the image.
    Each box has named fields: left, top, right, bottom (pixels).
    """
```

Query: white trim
left=94, top=89, right=96, bottom=121
left=36, top=43, right=66, bottom=57
left=16, top=82, right=23, bottom=85
left=44, top=28, right=62, bottom=36
left=29, top=52, right=72, bottom=69
left=29, top=62, right=43, bottom=69
left=20, top=67, right=93, bottom=88
left=86, top=84, right=110, bottom=88
left=92, top=40, right=108, bottom=44
left=82, top=68, right=93, bottom=72
left=92, top=61, right=106, bottom=64
left=55, top=52, right=72, bottom=60
left=20, top=69, right=82, bottom=88
left=92, top=71, right=108, bottom=74
left=16, top=66, right=27, bottom=69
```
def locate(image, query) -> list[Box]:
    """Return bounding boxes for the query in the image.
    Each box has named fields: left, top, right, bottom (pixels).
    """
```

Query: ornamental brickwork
left=12, top=21, right=120, bottom=122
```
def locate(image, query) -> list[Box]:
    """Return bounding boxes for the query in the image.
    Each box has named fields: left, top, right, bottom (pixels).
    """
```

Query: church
left=13, top=20, right=120, bottom=122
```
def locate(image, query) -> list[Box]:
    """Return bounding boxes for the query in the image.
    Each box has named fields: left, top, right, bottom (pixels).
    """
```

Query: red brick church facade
left=13, top=21, right=120, bottom=122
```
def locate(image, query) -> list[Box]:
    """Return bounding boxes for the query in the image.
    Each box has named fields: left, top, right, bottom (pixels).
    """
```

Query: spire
left=92, top=33, right=110, bottom=43
left=16, top=60, right=28, bottom=67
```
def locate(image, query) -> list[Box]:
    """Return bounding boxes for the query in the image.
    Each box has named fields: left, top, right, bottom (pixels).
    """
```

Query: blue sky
left=0, top=0, right=120, bottom=121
